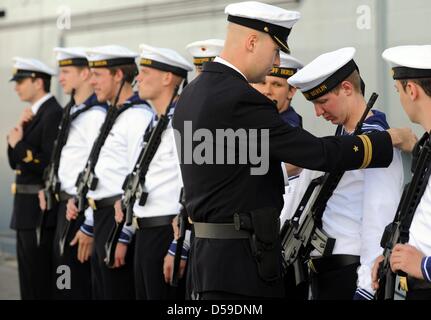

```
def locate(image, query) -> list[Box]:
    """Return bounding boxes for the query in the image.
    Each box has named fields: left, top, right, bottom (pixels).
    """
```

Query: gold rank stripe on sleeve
left=357, top=134, right=372, bottom=169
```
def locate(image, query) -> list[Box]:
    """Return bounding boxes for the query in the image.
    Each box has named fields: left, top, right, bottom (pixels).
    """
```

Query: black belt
left=408, top=276, right=431, bottom=291
left=11, top=183, right=42, bottom=195
left=309, top=254, right=360, bottom=274
left=136, top=214, right=176, bottom=229
left=88, top=195, right=121, bottom=210
left=194, top=222, right=249, bottom=239
left=58, top=191, right=73, bottom=202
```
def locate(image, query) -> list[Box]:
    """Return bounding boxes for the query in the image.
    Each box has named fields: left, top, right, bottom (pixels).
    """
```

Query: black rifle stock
left=37, top=90, right=76, bottom=246
left=170, top=189, right=190, bottom=287
left=58, top=81, right=125, bottom=256
left=376, top=133, right=431, bottom=300
left=281, top=93, right=379, bottom=285
left=104, top=86, right=179, bottom=268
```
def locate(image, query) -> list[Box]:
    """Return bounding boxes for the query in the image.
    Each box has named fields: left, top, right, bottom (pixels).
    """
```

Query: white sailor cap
left=85, top=45, right=138, bottom=68
left=269, top=52, right=303, bottom=79
left=288, top=47, right=364, bottom=100
left=10, top=57, right=56, bottom=82
left=382, top=45, right=431, bottom=80
left=53, top=47, right=89, bottom=67
left=139, top=43, right=193, bottom=78
left=224, top=1, right=300, bottom=53
left=186, top=39, right=225, bottom=66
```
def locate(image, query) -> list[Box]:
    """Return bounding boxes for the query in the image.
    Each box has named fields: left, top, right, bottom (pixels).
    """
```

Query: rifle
left=281, top=92, right=379, bottom=286
left=376, top=132, right=431, bottom=300
left=171, top=188, right=190, bottom=287
left=104, top=86, right=179, bottom=268
left=58, top=80, right=125, bottom=256
left=36, top=90, right=76, bottom=246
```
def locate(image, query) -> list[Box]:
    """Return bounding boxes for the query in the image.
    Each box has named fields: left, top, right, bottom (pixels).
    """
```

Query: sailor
left=43, top=46, right=107, bottom=299
left=186, top=38, right=225, bottom=74
left=288, top=47, right=404, bottom=300
left=7, top=57, right=62, bottom=299
left=114, top=43, right=193, bottom=299
left=372, top=45, right=431, bottom=300
left=172, top=1, right=415, bottom=299
left=66, top=45, right=154, bottom=299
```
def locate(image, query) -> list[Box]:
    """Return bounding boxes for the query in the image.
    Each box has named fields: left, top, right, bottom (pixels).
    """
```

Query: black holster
left=234, top=207, right=281, bottom=283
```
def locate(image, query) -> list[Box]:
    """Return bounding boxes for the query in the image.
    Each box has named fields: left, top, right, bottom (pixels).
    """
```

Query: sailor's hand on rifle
left=17, top=107, right=33, bottom=127
left=66, top=198, right=79, bottom=221
left=390, top=244, right=425, bottom=280
left=112, top=242, right=128, bottom=268
left=371, top=255, right=384, bottom=290
left=70, top=230, right=93, bottom=263
left=171, top=215, right=180, bottom=240
left=163, top=253, right=186, bottom=284
left=38, top=190, right=47, bottom=211
left=114, top=200, right=124, bottom=224
left=387, top=127, right=418, bottom=153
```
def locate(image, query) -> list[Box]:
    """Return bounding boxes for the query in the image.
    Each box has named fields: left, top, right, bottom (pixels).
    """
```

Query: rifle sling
left=399, top=135, right=431, bottom=243
left=48, top=101, right=102, bottom=188
left=84, top=103, right=132, bottom=176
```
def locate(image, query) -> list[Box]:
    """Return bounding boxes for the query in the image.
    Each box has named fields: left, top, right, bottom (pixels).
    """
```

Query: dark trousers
left=134, top=224, right=180, bottom=300
left=52, top=201, right=92, bottom=299
left=406, top=289, right=431, bottom=300
left=310, top=262, right=360, bottom=300
left=283, top=264, right=309, bottom=300
left=92, top=206, right=135, bottom=300
left=184, top=251, right=193, bottom=300
left=185, top=229, right=194, bottom=300
left=406, top=277, right=431, bottom=300
left=16, top=228, right=55, bottom=300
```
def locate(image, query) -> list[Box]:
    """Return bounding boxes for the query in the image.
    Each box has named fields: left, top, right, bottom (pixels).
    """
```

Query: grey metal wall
left=0, top=0, right=430, bottom=233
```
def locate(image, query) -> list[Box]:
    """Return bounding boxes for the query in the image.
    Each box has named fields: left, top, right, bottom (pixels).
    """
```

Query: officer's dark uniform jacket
left=8, top=96, right=63, bottom=229
left=172, top=61, right=394, bottom=298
